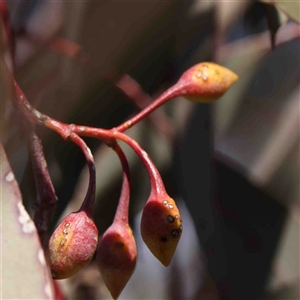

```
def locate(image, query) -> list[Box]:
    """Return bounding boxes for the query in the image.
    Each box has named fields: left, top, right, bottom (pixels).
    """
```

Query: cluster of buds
left=16, top=62, right=237, bottom=299
left=1, top=2, right=238, bottom=297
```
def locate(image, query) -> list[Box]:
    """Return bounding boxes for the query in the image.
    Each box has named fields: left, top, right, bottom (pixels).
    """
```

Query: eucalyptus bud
left=141, top=196, right=182, bottom=266
left=49, top=211, right=98, bottom=279
left=96, top=223, right=137, bottom=299
left=177, top=62, right=238, bottom=102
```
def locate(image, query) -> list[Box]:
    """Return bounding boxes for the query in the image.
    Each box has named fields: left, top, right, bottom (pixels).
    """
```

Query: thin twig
left=115, top=84, right=180, bottom=133
left=69, top=133, right=96, bottom=217
left=114, top=73, right=175, bottom=139
left=113, top=130, right=167, bottom=197
left=111, top=142, right=131, bottom=225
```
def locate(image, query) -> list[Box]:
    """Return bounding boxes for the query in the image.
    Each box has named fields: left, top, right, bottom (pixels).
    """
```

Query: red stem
left=69, top=133, right=96, bottom=217
left=13, top=79, right=48, bottom=124
left=45, top=120, right=166, bottom=197
left=113, top=131, right=166, bottom=197
left=114, top=74, right=175, bottom=139
left=115, top=84, right=180, bottom=132
left=112, top=143, right=130, bottom=225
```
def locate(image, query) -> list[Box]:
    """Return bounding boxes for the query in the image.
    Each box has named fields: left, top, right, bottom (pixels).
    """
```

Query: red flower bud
left=49, top=211, right=98, bottom=279
left=177, top=62, right=238, bottom=102
left=96, top=223, right=137, bottom=300
left=141, top=196, right=182, bottom=266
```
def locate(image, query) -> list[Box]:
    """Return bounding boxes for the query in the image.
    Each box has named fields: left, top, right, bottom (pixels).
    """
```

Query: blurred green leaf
left=261, top=0, right=300, bottom=23
left=1, top=145, right=54, bottom=299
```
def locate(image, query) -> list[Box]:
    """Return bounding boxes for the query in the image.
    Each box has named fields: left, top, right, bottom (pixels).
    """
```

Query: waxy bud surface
left=177, top=62, right=238, bottom=102
left=96, top=224, right=137, bottom=299
left=141, top=196, right=182, bottom=266
left=49, top=211, right=98, bottom=279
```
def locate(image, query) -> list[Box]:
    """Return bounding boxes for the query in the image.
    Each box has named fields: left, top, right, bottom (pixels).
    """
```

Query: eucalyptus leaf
left=1, top=145, right=54, bottom=299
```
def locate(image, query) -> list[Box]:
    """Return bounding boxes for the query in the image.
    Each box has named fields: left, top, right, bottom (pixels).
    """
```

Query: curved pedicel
left=49, top=134, right=98, bottom=279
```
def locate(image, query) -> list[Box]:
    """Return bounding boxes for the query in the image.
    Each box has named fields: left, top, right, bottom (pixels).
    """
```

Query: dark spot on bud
left=116, top=242, right=124, bottom=248
left=51, top=270, right=57, bottom=279
left=161, top=237, right=168, bottom=242
left=167, top=215, right=175, bottom=223
left=171, top=229, right=179, bottom=238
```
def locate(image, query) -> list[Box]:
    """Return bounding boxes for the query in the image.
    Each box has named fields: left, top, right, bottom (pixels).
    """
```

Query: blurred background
left=2, top=0, right=300, bottom=299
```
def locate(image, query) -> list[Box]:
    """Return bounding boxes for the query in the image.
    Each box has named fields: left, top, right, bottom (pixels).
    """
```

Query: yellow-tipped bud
left=177, top=62, right=238, bottom=102
left=141, top=196, right=182, bottom=266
